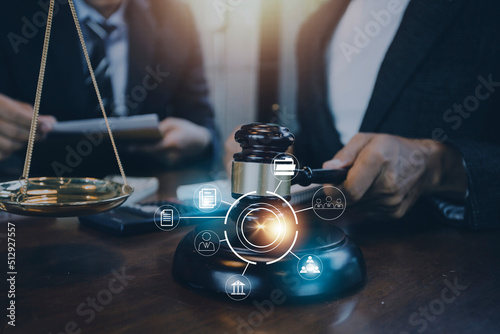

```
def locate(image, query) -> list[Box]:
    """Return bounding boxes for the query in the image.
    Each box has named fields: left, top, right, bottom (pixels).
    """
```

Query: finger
left=323, top=133, right=376, bottom=169
left=358, top=187, right=421, bottom=220
left=38, top=115, right=57, bottom=134
left=158, top=132, right=184, bottom=164
left=128, top=124, right=180, bottom=154
left=390, top=188, right=421, bottom=219
left=0, top=118, right=30, bottom=141
left=0, top=107, right=33, bottom=129
left=158, top=117, right=180, bottom=135
left=130, top=133, right=176, bottom=153
left=0, top=97, right=34, bottom=129
left=368, top=157, right=425, bottom=202
left=343, top=145, right=385, bottom=202
left=161, top=131, right=182, bottom=150
left=0, top=134, right=25, bottom=155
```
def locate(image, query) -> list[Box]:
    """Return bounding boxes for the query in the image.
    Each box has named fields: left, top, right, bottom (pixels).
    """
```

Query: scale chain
left=20, top=0, right=129, bottom=196
left=20, top=0, right=56, bottom=195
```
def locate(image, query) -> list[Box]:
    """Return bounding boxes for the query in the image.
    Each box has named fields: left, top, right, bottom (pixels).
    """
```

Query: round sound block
left=172, top=217, right=366, bottom=301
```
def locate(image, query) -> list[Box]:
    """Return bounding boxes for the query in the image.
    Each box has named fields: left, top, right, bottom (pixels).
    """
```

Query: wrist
left=424, top=140, right=467, bottom=202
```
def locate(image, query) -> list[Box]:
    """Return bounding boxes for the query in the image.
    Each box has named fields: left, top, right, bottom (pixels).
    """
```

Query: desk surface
left=1, top=170, right=499, bottom=334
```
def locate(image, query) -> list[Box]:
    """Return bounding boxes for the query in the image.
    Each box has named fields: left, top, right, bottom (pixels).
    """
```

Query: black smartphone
left=78, top=200, right=229, bottom=236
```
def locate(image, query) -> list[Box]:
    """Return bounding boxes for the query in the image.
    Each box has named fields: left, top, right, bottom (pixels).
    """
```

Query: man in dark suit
left=294, top=0, right=500, bottom=229
left=0, top=0, right=217, bottom=177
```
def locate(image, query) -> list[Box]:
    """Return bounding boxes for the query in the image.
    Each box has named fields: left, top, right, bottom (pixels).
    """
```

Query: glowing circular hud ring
left=224, top=191, right=299, bottom=265
left=236, top=203, right=287, bottom=254
left=240, top=207, right=284, bottom=249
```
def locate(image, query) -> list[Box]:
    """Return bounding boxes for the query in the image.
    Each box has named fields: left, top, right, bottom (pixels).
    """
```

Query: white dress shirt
left=73, top=0, right=129, bottom=116
left=327, top=0, right=410, bottom=145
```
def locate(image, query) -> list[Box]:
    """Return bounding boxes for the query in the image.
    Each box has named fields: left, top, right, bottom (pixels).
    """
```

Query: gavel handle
left=292, top=167, right=349, bottom=186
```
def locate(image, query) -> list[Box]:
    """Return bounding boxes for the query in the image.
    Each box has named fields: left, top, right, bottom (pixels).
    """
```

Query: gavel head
left=231, top=123, right=295, bottom=199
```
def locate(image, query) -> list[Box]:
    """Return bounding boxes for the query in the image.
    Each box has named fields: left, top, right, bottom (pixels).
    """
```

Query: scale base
left=172, top=219, right=366, bottom=301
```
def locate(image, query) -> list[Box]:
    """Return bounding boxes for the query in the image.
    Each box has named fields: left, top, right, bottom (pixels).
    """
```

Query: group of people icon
left=314, top=196, right=344, bottom=209
left=300, top=256, right=321, bottom=274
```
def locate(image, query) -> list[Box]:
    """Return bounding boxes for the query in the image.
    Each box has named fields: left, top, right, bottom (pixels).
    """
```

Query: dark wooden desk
left=1, top=171, right=499, bottom=334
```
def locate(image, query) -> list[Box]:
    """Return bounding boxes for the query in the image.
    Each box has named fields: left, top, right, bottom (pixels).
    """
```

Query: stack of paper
left=50, top=114, right=162, bottom=142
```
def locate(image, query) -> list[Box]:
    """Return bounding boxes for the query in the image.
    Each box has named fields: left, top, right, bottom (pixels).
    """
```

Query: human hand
left=0, top=93, right=56, bottom=161
left=322, top=133, right=467, bottom=219
left=131, top=117, right=212, bottom=165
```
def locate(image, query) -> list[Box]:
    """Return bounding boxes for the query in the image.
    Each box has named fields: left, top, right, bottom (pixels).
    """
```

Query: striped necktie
left=84, top=18, right=115, bottom=115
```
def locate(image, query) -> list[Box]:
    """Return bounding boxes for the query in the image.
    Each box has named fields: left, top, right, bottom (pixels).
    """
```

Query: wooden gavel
left=231, top=123, right=348, bottom=199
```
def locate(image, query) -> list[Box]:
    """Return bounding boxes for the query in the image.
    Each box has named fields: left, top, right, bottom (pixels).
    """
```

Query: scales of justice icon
left=0, top=0, right=133, bottom=216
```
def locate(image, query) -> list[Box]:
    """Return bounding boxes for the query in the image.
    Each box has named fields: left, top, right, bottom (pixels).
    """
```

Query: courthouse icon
left=230, top=280, right=246, bottom=295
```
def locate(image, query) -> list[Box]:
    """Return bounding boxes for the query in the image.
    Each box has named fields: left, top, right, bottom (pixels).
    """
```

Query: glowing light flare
left=224, top=190, right=299, bottom=265
left=243, top=211, right=283, bottom=246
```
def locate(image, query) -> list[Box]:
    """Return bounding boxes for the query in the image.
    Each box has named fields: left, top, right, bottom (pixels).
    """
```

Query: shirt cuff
left=427, top=159, right=468, bottom=225
left=427, top=196, right=465, bottom=223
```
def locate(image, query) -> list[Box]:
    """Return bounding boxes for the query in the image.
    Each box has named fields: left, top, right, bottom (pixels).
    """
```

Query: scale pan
left=0, top=177, right=133, bottom=217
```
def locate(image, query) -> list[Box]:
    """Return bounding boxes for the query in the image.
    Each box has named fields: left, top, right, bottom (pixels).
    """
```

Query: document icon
left=199, top=188, right=217, bottom=209
left=160, top=209, right=174, bottom=227
left=273, top=157, right=296, bottom=176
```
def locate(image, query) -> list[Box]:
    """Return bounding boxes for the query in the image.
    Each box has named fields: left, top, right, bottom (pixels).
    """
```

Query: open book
left=50, top=114, right=162, bottom=142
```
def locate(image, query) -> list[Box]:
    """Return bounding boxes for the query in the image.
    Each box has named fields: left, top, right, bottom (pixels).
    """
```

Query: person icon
left=194, top=230, right=220, bottom=256
left=334, top=198, right=344, bottom=209
left=324, top=196, right=334, bottom=209
left=314, top=198, right=324, bottom=209
left=300, top=265, right=307, bottom=273
left=198, top=232, right=215, bottom=252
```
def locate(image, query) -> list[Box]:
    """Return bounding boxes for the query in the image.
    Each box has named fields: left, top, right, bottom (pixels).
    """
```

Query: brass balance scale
left=0, top=0, right=133, bottom=217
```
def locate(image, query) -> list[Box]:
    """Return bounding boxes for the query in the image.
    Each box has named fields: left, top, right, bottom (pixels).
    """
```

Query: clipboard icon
left=273, top=157, right=296, bottom=176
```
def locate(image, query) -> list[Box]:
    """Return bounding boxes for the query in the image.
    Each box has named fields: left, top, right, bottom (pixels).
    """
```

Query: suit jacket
left=295, top=0, right=500, bottom=229
left=0, top=0, right=218, bottom=177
